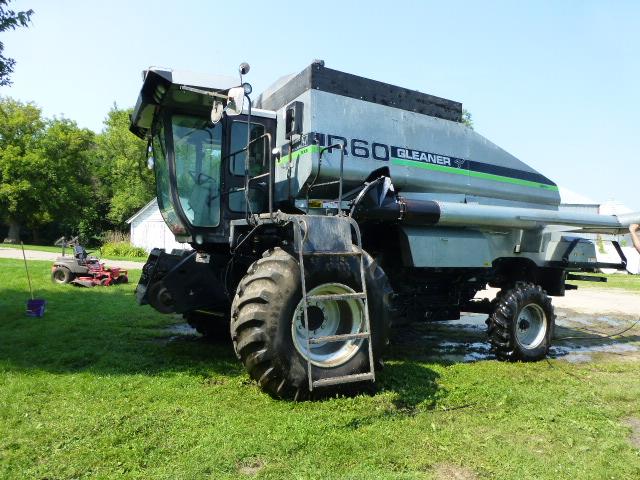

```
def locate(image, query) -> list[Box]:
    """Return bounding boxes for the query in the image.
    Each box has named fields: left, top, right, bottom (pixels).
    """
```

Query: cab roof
left=129, top=67, right=238, bottom=138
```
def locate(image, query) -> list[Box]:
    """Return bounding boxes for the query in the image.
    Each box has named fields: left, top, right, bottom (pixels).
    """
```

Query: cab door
left=224, top=115, right=275, bottom=217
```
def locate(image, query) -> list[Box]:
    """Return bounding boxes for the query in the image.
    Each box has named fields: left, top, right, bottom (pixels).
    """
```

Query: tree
left=0, top=97, right=44, bottom=242
left=94, top=105, right=154, bottom=227
left=0, top=97, right=95, bottom=243
left=462, top=109, right=474, bottom=130
left=33, top=118, right=95, bottom=241
left=0, top=1, right=33, bottom=86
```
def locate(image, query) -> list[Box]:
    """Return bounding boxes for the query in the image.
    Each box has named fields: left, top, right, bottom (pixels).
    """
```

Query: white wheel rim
left=291, top=282, right=364, bottom=368
left=515, top=303, right=548, bottom=349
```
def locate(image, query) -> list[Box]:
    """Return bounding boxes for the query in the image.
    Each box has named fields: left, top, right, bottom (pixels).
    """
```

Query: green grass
left=1, top=258, right=639, bottom=479
left=0, top=244, right=145, bottom=263
left=572, top=273, right=640, bottom=292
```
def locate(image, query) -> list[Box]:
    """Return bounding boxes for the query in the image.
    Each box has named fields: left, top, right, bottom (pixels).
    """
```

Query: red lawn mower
left=51, top=245, right=128, bottom=287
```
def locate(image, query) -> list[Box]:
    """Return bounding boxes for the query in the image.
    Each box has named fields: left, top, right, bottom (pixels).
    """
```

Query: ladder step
left=308, top=332, right=370, bottom=344
left=312, top=372, right=375, bottom=388
left=307, top=292, right=366, bottom=302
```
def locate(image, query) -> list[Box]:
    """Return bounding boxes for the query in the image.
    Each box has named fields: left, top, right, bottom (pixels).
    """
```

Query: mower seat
left=74, top=246, right=88, bottom=265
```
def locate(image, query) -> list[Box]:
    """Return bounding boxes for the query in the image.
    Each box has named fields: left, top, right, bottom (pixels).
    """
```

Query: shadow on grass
left=0, top=280, right=443, bottom=407
left=376, top=361, right=440, bottom=412
left=0, top=284, right=242, bottom=378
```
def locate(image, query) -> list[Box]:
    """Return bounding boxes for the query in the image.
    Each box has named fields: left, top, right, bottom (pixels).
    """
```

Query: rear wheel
left=51, top=266, right=74, bottom=284
left=487, top=282, right=555, bottom=361
left=230, top=247, right=392, bottom=400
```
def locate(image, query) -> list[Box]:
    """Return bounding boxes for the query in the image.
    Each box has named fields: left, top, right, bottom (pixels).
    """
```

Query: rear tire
left=51, top=266, right=74, bottom=284
left=230, top=247, right=392, bottom=400
left=487, top=282, right=555, bottom=361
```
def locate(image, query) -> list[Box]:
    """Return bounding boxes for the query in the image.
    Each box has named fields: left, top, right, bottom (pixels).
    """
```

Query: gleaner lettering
left=292, top=132, right=457, bottom=167
left=396, top=148, right=452, bottom=166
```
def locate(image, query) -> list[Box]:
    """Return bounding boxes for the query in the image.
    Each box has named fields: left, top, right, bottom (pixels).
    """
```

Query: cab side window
left=229, top=121, right=266, bottom=176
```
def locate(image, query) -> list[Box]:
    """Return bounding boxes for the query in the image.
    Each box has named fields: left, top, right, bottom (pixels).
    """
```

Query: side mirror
left=211, top=100, right=224, bottom=124
left=226, top=86, right=245, bottom=116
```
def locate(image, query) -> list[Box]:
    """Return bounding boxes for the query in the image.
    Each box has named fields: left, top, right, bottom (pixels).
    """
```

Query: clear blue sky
left=2, top=0, right=639, bottom=210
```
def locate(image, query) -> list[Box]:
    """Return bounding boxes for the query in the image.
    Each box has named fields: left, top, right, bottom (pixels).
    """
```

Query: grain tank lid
left=255, top=61, right=463, bottom=123
left=130, top=67, right=238, bottom=138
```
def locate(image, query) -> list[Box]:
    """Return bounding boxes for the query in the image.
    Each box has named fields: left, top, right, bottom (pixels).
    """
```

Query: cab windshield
left=152, top=122, right=186, bottom=235
left=171, top=115, right=222, bottom=227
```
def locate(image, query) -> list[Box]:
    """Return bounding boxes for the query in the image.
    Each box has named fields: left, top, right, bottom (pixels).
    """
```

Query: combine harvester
left=129, top=61, right=638, bottom=399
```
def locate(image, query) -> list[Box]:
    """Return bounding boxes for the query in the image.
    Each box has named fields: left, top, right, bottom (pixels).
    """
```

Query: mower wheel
left=51, top=266, right=74, bottom=284
left=118, top=275, right=129, bottom=284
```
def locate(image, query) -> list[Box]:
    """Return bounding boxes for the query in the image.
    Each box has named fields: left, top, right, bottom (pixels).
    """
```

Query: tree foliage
left=0, top=97, right=43, bottom=241
left=95, top=105, right=153, bottom=225
left=0, top=97, right=95, bottom=242
left=0, top=0, right=33, bottom=86
left=0, top=98, right=155, bottom=244
left=36, top=118, right=95, bottom=232
left=462, top=109, right=474, bottom=130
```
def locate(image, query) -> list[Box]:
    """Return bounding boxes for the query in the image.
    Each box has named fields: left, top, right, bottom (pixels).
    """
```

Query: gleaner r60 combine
left=130, top=61, right=638, bottom=399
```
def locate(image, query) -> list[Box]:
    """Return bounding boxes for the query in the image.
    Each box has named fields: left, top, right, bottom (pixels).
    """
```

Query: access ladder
left=291, top=215, right=376, bottom=392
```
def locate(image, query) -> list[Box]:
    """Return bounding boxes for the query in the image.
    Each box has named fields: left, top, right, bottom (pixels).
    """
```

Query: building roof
left=559, top=186, right=598, bottom=206
left=126, top=198, right=158, bottom=224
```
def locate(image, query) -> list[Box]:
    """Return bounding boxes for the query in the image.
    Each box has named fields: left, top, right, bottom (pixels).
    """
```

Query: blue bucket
left=26, top=299, right=46, bottom=317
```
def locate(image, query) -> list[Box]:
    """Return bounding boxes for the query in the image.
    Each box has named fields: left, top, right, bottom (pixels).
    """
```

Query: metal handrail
left=235, top=132, right=273, bottom=221
left=306, top=143, right=346, bottom=214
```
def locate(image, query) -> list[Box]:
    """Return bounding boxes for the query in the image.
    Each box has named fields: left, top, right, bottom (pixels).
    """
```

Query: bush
left=99, top=241, right=147, bottom=259
left=101, top=230, right=130, bottom=244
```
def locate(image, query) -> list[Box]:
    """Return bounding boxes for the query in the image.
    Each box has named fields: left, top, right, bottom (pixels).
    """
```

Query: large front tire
left=230, top=247, right=392, bottom=400
left=487, top=282, right=555, bottom=361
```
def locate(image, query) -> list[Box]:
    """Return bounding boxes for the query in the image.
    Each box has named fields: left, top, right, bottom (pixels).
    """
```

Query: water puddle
left=405, top=309, right=639, bottom=364
left=150, top=322, right=198, bottom=344
left=550, top=342, right=639, bottom=363
left=166, top=323, right=197, bottom=336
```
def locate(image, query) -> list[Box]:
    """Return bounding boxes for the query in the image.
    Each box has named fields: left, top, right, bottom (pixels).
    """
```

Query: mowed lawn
left=573, top=272, right=640, bottom=292
left=1, top=259, right=639, bottom=479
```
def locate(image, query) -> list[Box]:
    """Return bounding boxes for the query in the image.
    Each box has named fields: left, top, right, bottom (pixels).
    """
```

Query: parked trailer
left=129, top=61, right=637, bottom=399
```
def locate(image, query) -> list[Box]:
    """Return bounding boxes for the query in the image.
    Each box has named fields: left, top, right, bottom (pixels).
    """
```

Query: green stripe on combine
left=277, top=145, right=323, bottom=165
left=391, top=158, right=559, bottom=191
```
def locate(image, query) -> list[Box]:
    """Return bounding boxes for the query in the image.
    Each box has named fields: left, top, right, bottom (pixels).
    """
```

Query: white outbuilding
left=126, top=199, right=190, bottom=253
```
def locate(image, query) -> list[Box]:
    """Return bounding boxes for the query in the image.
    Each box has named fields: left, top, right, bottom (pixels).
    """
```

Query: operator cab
left=130, top=67, right=276, bottom=248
